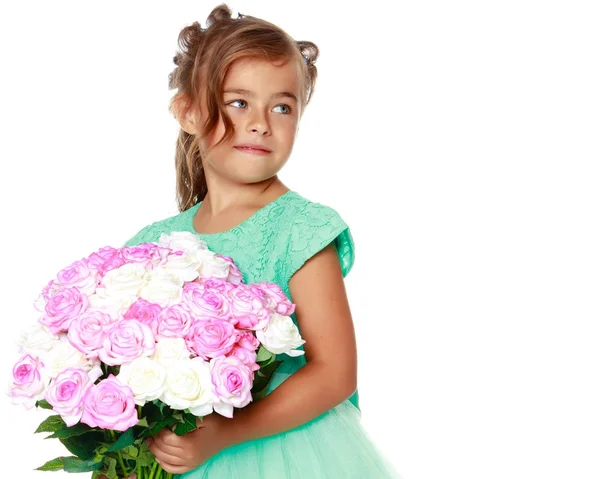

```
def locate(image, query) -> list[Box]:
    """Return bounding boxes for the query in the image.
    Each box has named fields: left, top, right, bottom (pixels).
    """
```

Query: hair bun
left=297, top=41, right=319, bottom=65
left=206, top=4, right=234, bottom=27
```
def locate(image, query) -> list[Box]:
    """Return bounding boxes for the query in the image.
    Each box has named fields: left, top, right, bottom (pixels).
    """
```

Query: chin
left=237, top=171, right=281, bottom=184
left=233, top=161, right=285, bottom=180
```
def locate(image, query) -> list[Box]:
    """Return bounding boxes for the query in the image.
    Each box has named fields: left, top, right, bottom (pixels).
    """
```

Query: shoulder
left=282, top=192, right=355, bottom=279
left=284, top=191, right=345, bottom=227
left=123, top=205, right=198, bottom=247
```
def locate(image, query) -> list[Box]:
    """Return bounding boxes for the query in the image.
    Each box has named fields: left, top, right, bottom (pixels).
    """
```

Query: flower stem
left=148, top=461, right=159, bottom=479
left=156, top=464, right=170, bottom=479
left=109, top=430, right=130, bottom=477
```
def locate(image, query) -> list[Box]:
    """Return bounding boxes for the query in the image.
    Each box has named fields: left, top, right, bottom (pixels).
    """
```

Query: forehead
left=224, top=57, right=302, bottom=94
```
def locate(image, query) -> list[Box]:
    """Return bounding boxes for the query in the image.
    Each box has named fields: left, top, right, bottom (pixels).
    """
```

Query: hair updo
left=167, top=3, right=319, bottom=211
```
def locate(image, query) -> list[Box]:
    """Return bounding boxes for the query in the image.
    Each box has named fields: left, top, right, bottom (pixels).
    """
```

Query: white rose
left=139, top=268, right=183, bottom=307
left=197, top=250, right=230, bottom=280
left=87, top=293, right=131, bottom=316
left=256, top=313, right=306, bottom=357
left=152, top=337, right=190, bottom=367
left=97, top=263, right=148, bottom=303
left=117, top=357, right=166, bottom=406
left=160, top=358, right=215, bottom=416
left=161, top=250, right=202, bottom=283
left=17, top=322, right=59, bottom=356
left=43, top=336, right=100, bottom=379
left=158, top=232, right=208, bottom=254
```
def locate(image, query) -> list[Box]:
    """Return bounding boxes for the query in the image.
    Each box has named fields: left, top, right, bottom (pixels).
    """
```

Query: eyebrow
left=223, top=88, right=298, bottom=103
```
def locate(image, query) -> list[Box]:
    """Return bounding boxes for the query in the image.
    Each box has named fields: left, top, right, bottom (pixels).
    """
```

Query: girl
left=124, top=4, right=402, bottom=478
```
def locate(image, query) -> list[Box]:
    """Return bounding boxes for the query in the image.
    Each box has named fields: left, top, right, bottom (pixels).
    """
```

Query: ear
left=172, top=95, right=199, bottom=135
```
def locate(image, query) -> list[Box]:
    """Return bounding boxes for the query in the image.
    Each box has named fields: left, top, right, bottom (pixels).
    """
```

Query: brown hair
left=168, top=4, right=319, bottom=212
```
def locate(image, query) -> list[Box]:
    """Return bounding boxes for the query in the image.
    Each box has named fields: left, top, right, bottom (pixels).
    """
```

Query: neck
left=202, top=176, right=286, bottom=216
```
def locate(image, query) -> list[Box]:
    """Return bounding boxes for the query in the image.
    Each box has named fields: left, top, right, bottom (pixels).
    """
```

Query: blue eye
left=274, top=104, right=292, bottom=114
left=227, top=99, right=293, bottom=114
left=228, top=99, right=247, bottom=108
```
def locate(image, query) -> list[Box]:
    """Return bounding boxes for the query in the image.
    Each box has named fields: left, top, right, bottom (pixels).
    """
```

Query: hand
left=147, top=412, right=233, bottom=474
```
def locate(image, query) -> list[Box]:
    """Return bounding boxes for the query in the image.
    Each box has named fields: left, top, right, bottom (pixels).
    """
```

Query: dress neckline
left=187, top=190, right=296, bottom=237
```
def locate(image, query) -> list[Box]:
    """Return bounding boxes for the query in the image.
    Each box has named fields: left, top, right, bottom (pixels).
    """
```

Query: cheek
left=202, top=122, right=228, bottom=152
left=279, top=124, right=297, bottom=147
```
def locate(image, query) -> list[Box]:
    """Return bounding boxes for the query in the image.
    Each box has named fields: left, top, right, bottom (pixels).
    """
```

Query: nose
left=246, top=109, right=270, bottom=136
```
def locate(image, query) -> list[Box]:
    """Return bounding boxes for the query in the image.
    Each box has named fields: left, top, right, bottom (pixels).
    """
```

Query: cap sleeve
left=285, top=203, right=355, bottom=280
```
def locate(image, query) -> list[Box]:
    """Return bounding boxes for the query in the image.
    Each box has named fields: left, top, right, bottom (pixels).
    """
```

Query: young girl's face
left=199, top=56, right=303, bottom=186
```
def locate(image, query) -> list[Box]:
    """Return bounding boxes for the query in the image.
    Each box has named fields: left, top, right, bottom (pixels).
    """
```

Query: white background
left=1, top=1, right=599, bottom=478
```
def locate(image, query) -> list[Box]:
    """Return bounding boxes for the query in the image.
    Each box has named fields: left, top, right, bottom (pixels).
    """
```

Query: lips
left=234, top=144, right=272, bottom=153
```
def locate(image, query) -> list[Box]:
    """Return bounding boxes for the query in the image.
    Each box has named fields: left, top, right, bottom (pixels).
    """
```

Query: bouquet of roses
left=8, top=231, right=304, bottom=478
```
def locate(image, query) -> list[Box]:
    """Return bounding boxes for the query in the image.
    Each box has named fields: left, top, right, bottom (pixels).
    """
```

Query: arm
left=223, top=242, right=359, bottom=447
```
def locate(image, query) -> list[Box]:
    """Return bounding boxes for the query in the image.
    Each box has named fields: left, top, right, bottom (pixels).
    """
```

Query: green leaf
left=63, top=456, right=103, bottom=472
left=136, top=417, right=149, bottom=428
left=46, top=422, right=95, bottom=439
left=34, top=414, right=66, bottom=434
left=122, top=445, right=139, bottom=458
left=136, top=449, right=156, bottom=467
left=35, top=457, right=64, bottom=471
left=95, top=444, right=109, bottom=456
left=107, top=427, right=134, bottom=452
left=251, top=359, right=283, bottom=401
left=256, top=345, right=274, bottom=362
left=59, top=431, right=104, bottom=460
left=154, top=399, right=170, bottom=415
left=173, top=412, right=198, bottom=436
left=143, top=401, right=164, bottom=425
left=35, top=399, right=53, bottom=410
left=105, top=457, right=118, bottom=479
left=145, top=415, right=178, bottom=437
left=36, top=456, right=102, bottom=473
left=172, top=411, right=183, bottom=423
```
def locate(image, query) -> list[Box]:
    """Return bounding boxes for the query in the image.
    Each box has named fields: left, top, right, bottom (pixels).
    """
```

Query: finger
left=153, top=431, right=186, bottom=451
left=147, top=439, right=186, bottom=466
left=155, top=459, right=193, bottom=475
left=156, top=428, right=185, bottom=447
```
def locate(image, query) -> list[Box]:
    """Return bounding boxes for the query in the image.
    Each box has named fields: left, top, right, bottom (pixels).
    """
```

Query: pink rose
left=235, top=330, right=260, bottom=351
left=185, top=318, right=237, bottom=360
left=157, top=304, right=194, bottom=338
left=198, top=277, right=235, bottom=294
left=34, top=279, right=62, bottom=313
left=228, top=284, right=272, bottom=330
left=255, top=282, right=295, bottom=316
left=68, top=309, right=119, bottom=358
left=120, top=244, right=170, bottom=269
left=86, top=246, right=126, bottom=277
left=40, top=287, right=89, bottom=335
left=81, top=375, right=139, bottom=431
left=215, top=254, right=244, bottom=284
left=210, top=356, right=254, bottom=418
left=55, top=259, right=98, bottom=296
left=98, top=319, right=155, bottom=366
left=227, top=345, right=260, bottom=373
left=183, top=287, right=232, bottom=322
left=123, top=298, right=163, bottom=335
left=181, top=282, right=205, bottom=305
left=10, top=354, right=47, bottom=409
left=44, top=366, right=103, bottom=426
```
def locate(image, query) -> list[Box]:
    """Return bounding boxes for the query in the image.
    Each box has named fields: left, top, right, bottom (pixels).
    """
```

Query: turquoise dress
left=124, top=190, right=402, bottom=478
